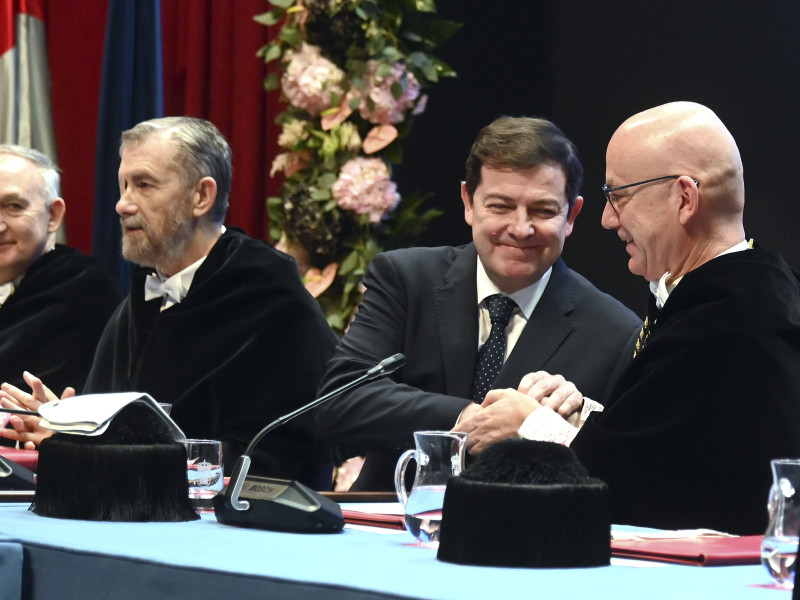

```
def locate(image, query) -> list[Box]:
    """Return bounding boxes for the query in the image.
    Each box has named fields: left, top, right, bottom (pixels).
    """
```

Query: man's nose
left=600, top=201, right=618, bottom=230
left=116, top=190, right=136, bottom=216
left=508, top=209, right=534, bottom=237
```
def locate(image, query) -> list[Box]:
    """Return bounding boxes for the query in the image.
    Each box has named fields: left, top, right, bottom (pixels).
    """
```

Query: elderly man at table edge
left=316, top=116, right=642, bottom=491
left=0, top=145, right=119, bottom=407
left=486, top=101, right=800, bottom=535
left=0, top=117, right=339, bottom=488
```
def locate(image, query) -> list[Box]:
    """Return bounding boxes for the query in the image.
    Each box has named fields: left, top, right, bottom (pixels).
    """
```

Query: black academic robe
left=0, top=245, right=120, bottom=394
left=572, top=246, right=800, bottom=535
left=85, top=228, right=339, bottom=487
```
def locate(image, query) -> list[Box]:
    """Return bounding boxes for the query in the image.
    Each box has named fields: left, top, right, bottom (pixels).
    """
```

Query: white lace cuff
left=518, top=398, right=603, bottom=447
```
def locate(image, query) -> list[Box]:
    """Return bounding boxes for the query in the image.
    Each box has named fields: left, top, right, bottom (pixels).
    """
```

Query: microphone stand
left=214, top=353, right=405, bottom=532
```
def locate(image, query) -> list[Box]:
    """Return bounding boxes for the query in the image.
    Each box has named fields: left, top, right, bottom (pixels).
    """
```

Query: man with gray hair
left=0, top=118, right=338, bottom=487
left=0, top=145, right=119, bottom=400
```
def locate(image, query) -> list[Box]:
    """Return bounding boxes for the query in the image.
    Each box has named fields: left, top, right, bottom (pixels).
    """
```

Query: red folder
left=341, top=509, right=406, bottom=530
left=0, top=447, right=38, bottom=471
left=611, top=534, right=763, bottom=566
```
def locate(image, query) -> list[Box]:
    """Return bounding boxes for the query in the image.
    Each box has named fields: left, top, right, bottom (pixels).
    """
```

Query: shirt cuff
left=518, top=398, right=603, bottom=447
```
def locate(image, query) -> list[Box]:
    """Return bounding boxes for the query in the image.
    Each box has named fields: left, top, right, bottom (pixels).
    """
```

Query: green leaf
left=348, top=96, right=362, bottom=111
left=253, top=9, right=283, bottom=27
left=422, top=59, right=439, bottom=82
left=267, top=196, right=284, bottom=208
left=279, top=25, right=302, bottom=46
left=263, top=43, right=282, bottom=64
left=381, top=47, right=402, bottom=62
left=318, top=172, right=339, bottom=189
left=406, top=19, right=463, bottom=48
left=263, top=72, right=281, bottom=91
left=326, top=312, right=346, bottom=333
left=376, top=62, right=394, bottom=79
left=413, top=0, right=436, bottom=13
left=339, top=249, right=360, bottom=275
left=390, top=81, right=404, bottom=100
left=311, top=188, right=331, bottom=200
left=429, top=55, right=458, bottom=78
left=269, top=224, right=282, bottom=242
left=407, top=51, right=430, bottom=71
left=268, top=0, right=294, bottom=8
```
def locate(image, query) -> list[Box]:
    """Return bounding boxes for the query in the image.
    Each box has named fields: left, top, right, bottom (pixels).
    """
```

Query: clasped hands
left=453, top=371, right=581, bottom=455
left=0, top=371, right=73, bottom=449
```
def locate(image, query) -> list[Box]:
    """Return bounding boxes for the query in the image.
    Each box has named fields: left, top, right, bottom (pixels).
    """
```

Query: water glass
left=184, top=439, right=223, bottom=511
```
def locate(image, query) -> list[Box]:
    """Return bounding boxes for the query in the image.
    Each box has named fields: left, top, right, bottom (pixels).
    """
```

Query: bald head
left=603, top=102, right=747, bottom=282
left=609, top=102, right=745, bottom=222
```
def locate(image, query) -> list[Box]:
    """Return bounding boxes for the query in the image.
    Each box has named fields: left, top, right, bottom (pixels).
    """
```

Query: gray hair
left=120, top=117, right=232, bottom=223
left=0, top=144, right=61, bottom=207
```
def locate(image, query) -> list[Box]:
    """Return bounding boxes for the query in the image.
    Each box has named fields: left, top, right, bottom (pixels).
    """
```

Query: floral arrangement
left=256, top=0, right=461, bottom=333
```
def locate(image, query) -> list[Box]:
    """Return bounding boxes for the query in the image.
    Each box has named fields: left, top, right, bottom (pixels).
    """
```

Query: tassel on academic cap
left=32, top=394, right=198, bottom=522
left=436, top=439, right=610, bottom=568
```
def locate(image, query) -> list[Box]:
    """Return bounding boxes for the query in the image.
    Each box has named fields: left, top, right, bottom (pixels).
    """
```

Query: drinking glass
left=184, top=439, right=223, bottom=511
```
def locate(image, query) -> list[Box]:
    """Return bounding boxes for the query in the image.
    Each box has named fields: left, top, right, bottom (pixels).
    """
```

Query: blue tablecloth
left=0, top=533, right=22, bottom=600
left=0, top=504, right=788, bottom=600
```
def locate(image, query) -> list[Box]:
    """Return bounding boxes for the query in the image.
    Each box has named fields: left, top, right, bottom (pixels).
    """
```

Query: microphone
left=213, top=353, right=405, bottom=533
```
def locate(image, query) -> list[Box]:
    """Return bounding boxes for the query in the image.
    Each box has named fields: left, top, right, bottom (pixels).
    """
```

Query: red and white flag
left=0, top=0, right=57, bottom=159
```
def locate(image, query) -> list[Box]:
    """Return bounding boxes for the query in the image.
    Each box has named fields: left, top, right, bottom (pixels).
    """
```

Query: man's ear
left=47, top=198, right=66, bottom=233
left=677, top=176, right=700, bottom=226
left=461, top=181, right=474, bottom=227
left=192, top=177, right=218, bottom=218
left=564, top=196, right=583, bottom=238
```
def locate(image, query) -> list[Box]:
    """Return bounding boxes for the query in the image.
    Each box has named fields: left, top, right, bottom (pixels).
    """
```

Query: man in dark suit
left=316, top=116, right=641, bottom=491
left=509, top=102, right=800, bottom=534
left=0, top=118, right=338, bottom=487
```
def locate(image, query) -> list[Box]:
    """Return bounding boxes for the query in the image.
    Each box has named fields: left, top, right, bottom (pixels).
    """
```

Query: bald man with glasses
left=495, top=101, right=800, bottom=535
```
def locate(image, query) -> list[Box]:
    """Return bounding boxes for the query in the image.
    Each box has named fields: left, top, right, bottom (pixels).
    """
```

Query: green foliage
left=256, top=0, right=460, bottom=334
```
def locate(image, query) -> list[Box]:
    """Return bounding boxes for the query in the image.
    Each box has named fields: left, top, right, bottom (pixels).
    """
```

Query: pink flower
left=355, top=61, right=421, bottom=125
left=332, top=157, right=400, bottom=223
left=282, top=43, right=345, bottom=116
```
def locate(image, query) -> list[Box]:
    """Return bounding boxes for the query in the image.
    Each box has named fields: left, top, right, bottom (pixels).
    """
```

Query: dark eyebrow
left=0, top=193, right=30, bottom=206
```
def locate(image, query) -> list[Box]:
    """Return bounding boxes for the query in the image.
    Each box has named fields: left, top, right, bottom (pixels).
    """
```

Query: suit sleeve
left=315, top=252, right=472, bottom=455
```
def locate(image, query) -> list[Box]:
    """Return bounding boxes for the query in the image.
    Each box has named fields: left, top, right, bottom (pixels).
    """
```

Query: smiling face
left=116, top=132, right=195, bottom=273
left=0, top=154, right=64, bottom=284
left=462, top=164, right=582, bottom=293
left=601, top=130, right=682, bottom=282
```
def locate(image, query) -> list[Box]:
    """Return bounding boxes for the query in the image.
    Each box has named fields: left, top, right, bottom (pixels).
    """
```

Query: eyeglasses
left=602, top=175, right=699, bottom=214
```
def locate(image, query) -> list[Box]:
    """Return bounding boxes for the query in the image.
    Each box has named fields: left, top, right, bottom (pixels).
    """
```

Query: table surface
left=0, top=503, right=790, bottom=600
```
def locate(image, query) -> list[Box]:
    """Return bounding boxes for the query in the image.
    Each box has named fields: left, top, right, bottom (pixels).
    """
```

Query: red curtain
left=46, top=0, right=282, bottom=252
left=161, top=0, right=282, bottom=240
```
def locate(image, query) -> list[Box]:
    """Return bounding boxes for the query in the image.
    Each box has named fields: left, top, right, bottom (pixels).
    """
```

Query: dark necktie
left=471, top=294, right=517, bottom=402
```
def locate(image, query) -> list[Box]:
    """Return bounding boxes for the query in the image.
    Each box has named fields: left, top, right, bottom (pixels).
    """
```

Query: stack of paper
left=38, top=392, right=185, bottom=441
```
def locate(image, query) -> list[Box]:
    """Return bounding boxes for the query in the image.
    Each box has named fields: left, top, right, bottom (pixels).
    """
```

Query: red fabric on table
left=0, top=448, right=38, bottom=471
left=611, top=535, right=763, bottom=566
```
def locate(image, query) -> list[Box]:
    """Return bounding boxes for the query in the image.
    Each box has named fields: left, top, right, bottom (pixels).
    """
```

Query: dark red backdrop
left=45, top=0, right=281, bottom=254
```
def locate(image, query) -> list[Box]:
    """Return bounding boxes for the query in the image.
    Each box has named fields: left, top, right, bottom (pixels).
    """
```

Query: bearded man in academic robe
left=0, top=119, right=338, bottom=488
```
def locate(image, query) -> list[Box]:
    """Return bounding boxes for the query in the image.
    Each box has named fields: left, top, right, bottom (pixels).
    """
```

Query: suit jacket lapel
left=433, top=244, right=479, bottom=398
left=495, top=259, right=574, bottom=389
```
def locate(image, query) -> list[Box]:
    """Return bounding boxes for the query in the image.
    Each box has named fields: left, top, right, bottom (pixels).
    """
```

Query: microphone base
left=0, top=456, right=35, bottom=491
left=213, top=475, right=344, bottom=533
